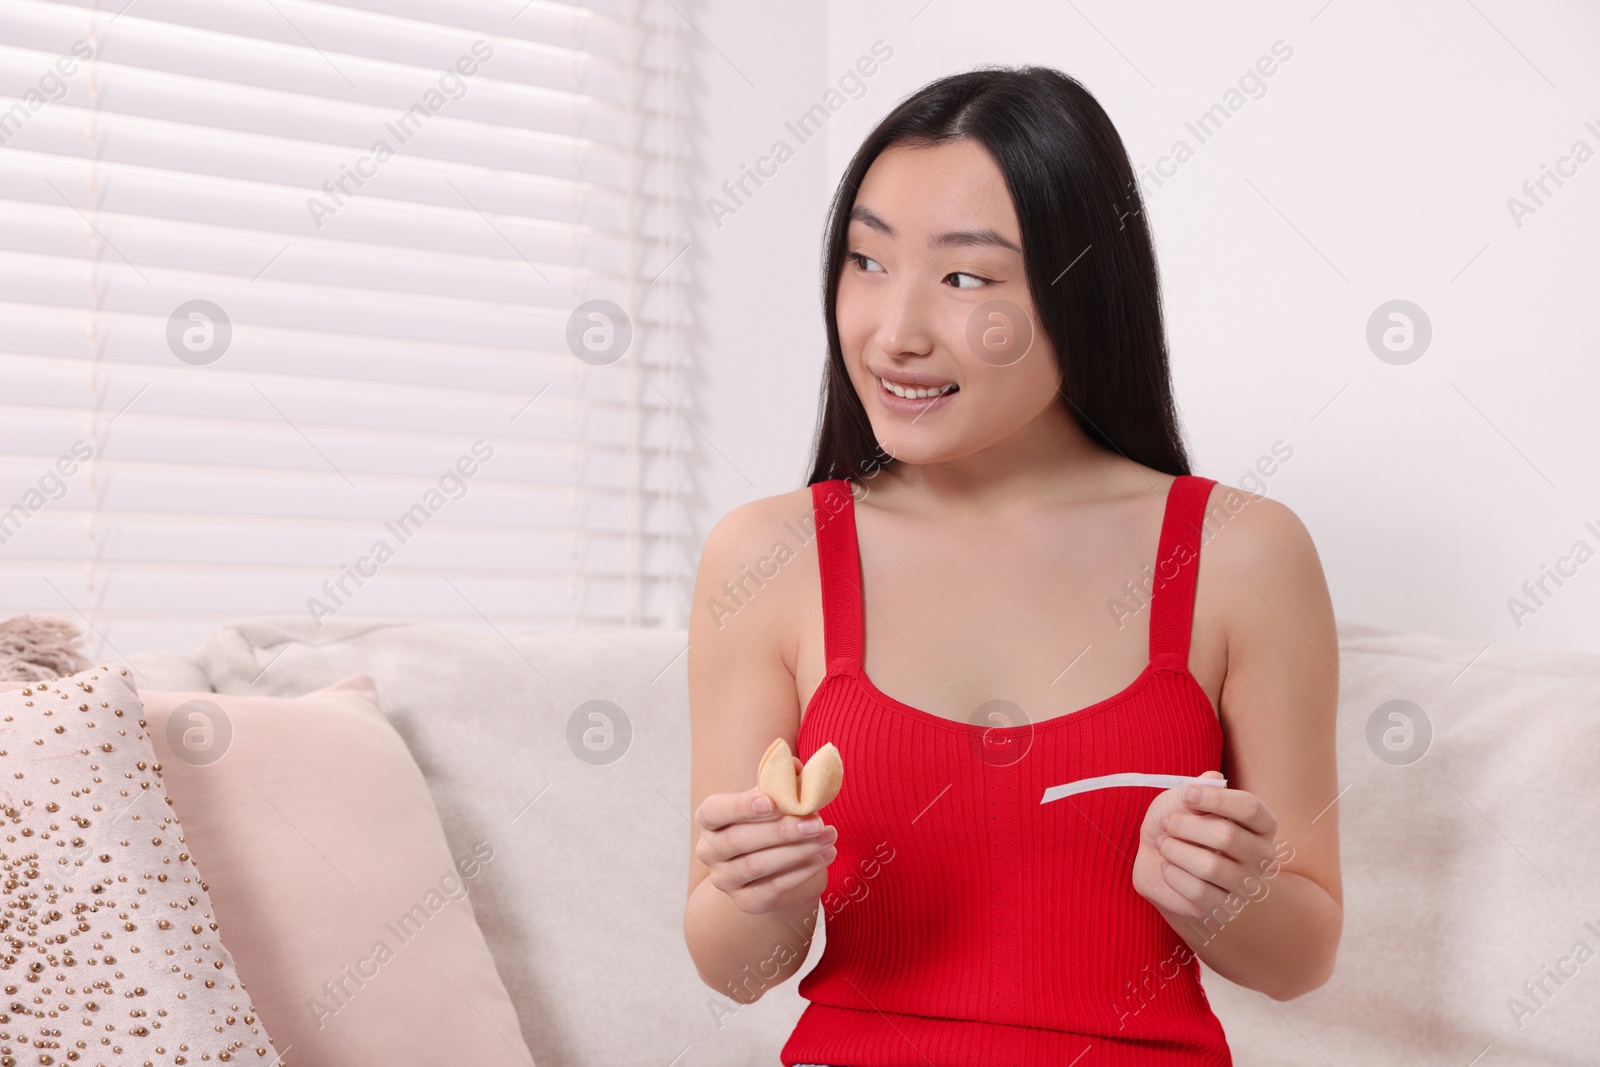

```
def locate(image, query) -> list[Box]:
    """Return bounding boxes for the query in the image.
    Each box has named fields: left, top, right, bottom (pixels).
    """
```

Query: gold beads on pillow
left=0, top=668, right=279, bottom=1062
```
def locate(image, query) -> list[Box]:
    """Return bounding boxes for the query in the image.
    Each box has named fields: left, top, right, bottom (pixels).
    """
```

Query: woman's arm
left=683, top=495, right=828, bottom=1001
left=1144, top=489, right=1344, bottom=1000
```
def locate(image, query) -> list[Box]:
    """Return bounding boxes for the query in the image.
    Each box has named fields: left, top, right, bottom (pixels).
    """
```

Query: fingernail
left=1159, top=814, right=1170, bottom=831
left=1154, top=833, right=1168, bottom=848
left=753, top=795, right=772, bottom=814
left=1183, top=786, right=1201, bottom=804
left=799, top=816, right=823, bottom=834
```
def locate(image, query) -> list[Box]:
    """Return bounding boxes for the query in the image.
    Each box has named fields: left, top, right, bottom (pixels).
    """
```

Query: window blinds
left=0, top=0, right=693, bottom=658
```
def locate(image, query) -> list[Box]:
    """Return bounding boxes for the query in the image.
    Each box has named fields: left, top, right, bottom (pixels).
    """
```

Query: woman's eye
left=946, top=271, right=986, bottom=290
left=849, top=252, right=883, bottom=273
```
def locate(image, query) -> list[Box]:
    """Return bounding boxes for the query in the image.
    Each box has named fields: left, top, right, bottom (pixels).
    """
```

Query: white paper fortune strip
left=1040, top=773, right=1228, bottom=805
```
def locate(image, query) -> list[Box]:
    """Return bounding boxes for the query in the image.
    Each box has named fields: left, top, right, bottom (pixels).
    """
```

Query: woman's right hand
left=693, top=785, right=838, bottom=916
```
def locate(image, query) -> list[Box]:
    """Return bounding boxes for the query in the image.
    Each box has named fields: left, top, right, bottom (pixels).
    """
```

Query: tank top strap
left=1147, top=474, right=1218, bottom=671
left=810, top=478, right=864, bottom=676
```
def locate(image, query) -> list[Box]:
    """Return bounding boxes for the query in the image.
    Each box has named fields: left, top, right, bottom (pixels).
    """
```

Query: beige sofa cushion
left=1200, top=621, right=1600, bottom=1065
left=123, top=648, right=215, bottom=693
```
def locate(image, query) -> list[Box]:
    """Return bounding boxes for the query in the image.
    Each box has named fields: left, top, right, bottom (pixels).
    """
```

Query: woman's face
left=836, top=137, right=1064, bottom=467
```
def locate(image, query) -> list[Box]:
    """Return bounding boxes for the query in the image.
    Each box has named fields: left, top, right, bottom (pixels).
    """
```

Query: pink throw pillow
left=137, top=674, right=533, bottom=1065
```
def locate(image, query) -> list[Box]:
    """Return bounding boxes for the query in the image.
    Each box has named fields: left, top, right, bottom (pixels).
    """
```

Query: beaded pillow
left=0, top=664, right=279, bottom=1064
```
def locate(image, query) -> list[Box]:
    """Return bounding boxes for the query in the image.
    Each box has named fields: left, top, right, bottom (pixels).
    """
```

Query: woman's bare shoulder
left=693, top=484, right=822, bottom=658
left=698, top=485, right=821, bottom=583
left=1200, top=486, right=1324, bottom=597
left=1200, top=484, right=1338, bottom=703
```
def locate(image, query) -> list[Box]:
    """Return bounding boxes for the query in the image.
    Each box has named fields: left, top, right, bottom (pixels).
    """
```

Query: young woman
left=684, top=66, right=1341, bottom=1066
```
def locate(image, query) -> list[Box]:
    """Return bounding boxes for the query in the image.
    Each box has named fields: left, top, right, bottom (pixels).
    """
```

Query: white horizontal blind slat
left=0, top=0, right=692, bottom=655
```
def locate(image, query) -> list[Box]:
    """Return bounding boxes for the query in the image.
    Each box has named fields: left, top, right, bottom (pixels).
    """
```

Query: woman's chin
left=864, top=432, right=961, bottom=467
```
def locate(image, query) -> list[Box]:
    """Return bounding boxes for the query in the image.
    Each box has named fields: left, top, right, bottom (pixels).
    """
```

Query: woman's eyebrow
left=849, top=204, right=1021, bottom=254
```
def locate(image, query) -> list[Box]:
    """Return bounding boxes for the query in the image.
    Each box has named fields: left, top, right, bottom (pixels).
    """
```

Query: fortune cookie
left=756, top=737, right=843, bottom=816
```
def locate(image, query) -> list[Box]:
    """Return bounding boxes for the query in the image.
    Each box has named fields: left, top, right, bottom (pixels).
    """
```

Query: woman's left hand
left=1131, top=770, right=1281, bottom=921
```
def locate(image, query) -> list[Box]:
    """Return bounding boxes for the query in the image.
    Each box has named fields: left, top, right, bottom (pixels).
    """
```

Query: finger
left=1130, top=855, right=1172, bottom=905
left=1158, top=832, right=1247, bottom=897
left=695, top=787, right=779, bottom=833
left=729, top=851, right=832, bottom=910
left=1157, top=858, right=1221, bottom=921
left=700, top=813, right=836, bottom=868
left=1161, top=810, right=1263, bottom=865
left=710, top=837, right=837, bottom=892
left=1182, top=779, right=1276, bottom=837
left=711, top=815, right=836, bottom=867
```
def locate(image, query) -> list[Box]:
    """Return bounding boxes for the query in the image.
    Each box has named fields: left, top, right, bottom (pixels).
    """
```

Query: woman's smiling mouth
left=874, top=373, right=960, bottom=417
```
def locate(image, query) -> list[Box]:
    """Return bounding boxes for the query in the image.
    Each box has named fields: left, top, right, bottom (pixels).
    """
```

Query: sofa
left=13, top=613, right=1599, bottom=1064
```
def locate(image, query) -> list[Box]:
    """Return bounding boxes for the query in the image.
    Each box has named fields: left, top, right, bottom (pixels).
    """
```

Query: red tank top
left=782, top=474, right=1232, bottom=1066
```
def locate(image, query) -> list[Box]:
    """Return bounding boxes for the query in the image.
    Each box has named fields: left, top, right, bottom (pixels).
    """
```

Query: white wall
left=684, top=1, right=831, bottom=498
left=690, top=0, right=1600, bottom=653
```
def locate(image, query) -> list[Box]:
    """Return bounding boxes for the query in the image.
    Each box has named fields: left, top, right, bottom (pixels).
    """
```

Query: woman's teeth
left=877, top=375, right=958, bottom=399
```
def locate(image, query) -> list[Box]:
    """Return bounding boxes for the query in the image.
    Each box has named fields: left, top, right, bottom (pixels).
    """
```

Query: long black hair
left=804, top=65, right=1190, bottom=487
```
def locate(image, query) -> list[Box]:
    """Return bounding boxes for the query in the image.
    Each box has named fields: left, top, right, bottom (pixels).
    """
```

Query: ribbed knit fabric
left=782, top=475, right=1232, bottom=1067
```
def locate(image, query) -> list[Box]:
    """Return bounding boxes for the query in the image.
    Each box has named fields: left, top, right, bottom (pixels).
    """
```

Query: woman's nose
left=873, top=280, right=938, bottom=357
